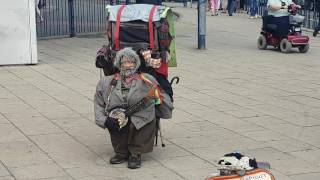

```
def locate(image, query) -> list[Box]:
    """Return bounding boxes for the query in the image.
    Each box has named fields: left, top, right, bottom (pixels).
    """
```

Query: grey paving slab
left=63, top=126, right=108, bottom=146
left=9, top=116, right=63, bottom=136
left=0, top=115, right=9, bottom=125
left=290, top=149, right=320, bottom=166
left=0, top=162, right=10, bottom=177
left=0, top=124, right=28, bottom=143
left=51, top=117, right=94, bottom=129
left=290, top=172, right=320, bottom=180
left=65, top=166, right=124, bottom=179
left=271, top=158, right=320, bottom=175
left=9, top=162, right=68, bottom=180
left=268, top=139, right=316, bottom=153
left=0, top=141, right=52, bottom=168
left=0, top=176, right=15, bottom=180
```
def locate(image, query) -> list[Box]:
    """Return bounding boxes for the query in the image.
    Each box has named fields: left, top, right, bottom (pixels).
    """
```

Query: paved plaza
left=1, top=4, right=320, bottom=180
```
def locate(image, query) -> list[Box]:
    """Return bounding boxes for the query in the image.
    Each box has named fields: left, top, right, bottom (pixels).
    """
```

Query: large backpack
left=95, top=4, right=178, bottom=147
left=96, top=4, right=177, bottom=76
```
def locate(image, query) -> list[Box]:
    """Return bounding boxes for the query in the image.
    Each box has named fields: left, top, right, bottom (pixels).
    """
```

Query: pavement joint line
left=1, top=98, right=125, bottom=179
left=40, top=47, right=97, bottom=75
left=188, top=78, right=320, bottom=122
left=148, top=156, right=188, bottom=180
left=6, top=65, right=93, bottom=121
left=288, top=171, right=320, bottom=176
left=28, top=65, right=94, bottom=102
left=0, top=83, right=122, bottom=178
left=0, top=160, right=16, bottom=180
left=164, top=138, right=218, bottom=167
left=239, top=116, right=320, bottom=150
left=0, top=86, right=77, bottom=180
left=5, top=68, right=127, bottom=176
left=176, top=103, right=320, bottom=153
left=39, top=54, right=98, bottom=79
left=26, top=132, right=67, bottom=137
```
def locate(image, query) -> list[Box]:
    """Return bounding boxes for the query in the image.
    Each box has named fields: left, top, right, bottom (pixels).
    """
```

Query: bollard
left=68, top=0, right=75, bottom=37
left=198, top=0, right=206, bottom=49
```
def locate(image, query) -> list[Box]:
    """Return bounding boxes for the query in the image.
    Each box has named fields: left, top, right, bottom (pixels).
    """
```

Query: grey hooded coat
left=94, top=73, right=172, bottom=130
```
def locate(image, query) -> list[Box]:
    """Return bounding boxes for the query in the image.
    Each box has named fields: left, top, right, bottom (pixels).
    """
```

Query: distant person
left=210, top=0, right=221, bottom=16
left=35, top=0, right=45, bottom=22
left=136, top=0, right=162, bottom=5
left=183, top=0, right=188, bottom=7
left=249, top=0, right=259, bottom=18
left=313, top=1, right=320, bottom=37
left=227, top=0, right=236, bottom=16
left=221, top=0, right=228, bottom=13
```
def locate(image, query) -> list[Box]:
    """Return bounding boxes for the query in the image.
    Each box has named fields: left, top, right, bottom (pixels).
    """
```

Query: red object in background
left=155, top=62, right=168, bottom=78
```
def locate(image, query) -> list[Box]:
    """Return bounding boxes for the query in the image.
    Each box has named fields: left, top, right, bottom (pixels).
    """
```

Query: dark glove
left=104, top=117, right=120, bottom=133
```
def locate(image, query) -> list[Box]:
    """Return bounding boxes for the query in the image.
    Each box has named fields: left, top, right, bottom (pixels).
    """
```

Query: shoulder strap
left=115, top=5, right=126, bottom=50
left=149, top=5, right=157, bottom=50
left=139, top=73, right=162, bottom=105
left=105, top=74, right=119, bottom=109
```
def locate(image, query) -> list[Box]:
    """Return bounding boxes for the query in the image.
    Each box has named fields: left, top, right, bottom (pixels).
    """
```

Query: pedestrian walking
left=210, top=0, right=221, bottom=15
left=221, top=0, right=228, bottom=13
left=227, top=0, right=237, bottom=16
left=313, top=0, right=320, bottom=37
left=249, top=0, right=259, bottom=18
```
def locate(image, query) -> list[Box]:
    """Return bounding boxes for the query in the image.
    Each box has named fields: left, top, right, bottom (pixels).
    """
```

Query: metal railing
left=36, top=0, right=129, bottom=38
left=244, top=0, right=319, bottom=29
left=37, top=0, right=319, bottom=38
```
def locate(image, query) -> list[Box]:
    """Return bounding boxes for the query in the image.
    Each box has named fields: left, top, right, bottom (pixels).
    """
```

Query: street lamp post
left=198, top=0, right=206, bottom=49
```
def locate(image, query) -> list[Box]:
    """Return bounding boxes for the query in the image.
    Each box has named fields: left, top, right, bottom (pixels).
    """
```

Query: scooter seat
left=266, top=24, right=277, bottom=31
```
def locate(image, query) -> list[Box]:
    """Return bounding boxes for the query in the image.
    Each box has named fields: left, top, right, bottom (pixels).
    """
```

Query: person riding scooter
left=258, top=0, right=308, bottom=53
left=265, top=0, right=298, bottom=39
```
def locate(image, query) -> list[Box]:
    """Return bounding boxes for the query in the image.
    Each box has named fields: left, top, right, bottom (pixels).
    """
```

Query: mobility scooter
left=257, top=4, right=309, bottom=53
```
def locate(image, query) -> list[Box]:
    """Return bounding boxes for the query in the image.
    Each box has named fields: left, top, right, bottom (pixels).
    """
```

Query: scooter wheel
left=257, top=35, right=267, bottom=50
left=298, top=44, right=309, bottom=53
left=280, top=39, right=292, bottom=53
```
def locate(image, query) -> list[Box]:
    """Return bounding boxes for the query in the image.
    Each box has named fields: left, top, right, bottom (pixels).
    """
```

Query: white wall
left=0, top=0, right=38, bottom=65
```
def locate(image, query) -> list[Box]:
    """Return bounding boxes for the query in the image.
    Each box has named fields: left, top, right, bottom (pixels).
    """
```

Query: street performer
left=94, top=48, right=171, bottom=169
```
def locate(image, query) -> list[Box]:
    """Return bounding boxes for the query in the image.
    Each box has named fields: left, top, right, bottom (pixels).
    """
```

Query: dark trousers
left=109, top=119, right=156, bottom=155
left=264, top=15, right=289, bottom=39
left=315, top=11, right=320, bottom=32
left=227, top=0, right=237, bottom=16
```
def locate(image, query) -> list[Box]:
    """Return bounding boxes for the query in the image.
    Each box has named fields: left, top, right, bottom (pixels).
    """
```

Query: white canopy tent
left=0, top=0, right=38, bottom=65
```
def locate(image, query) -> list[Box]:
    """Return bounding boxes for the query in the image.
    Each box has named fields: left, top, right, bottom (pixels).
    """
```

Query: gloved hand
left=104, top=117, right=120, bottom=133
left=140, top=50, right=162, bottom=68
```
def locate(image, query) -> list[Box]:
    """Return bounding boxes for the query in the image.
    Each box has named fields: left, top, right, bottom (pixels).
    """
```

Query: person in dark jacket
left=313, top=1, right=320, bottom=37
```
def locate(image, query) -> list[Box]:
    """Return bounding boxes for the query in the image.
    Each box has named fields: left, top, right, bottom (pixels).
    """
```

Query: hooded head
left=114, top=47, right=141, bottom=77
